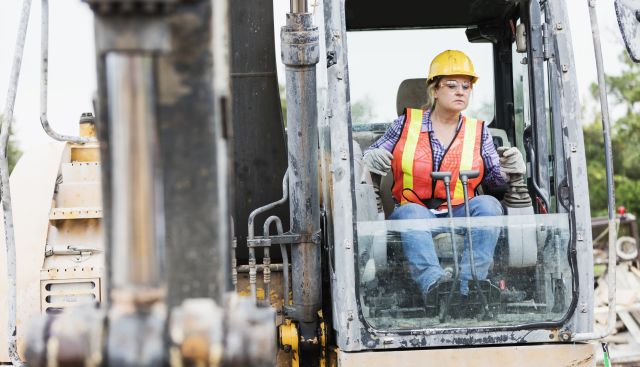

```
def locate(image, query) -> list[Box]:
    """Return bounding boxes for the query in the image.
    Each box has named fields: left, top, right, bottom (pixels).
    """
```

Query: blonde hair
left=421, top=77, right=440, bottom=111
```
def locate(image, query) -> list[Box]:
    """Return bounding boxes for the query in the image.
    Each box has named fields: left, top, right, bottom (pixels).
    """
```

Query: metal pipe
left=282, top=12, right=321, bottom=326
left=249, top=246, right=257, bottom=300
left=238, top=263, right=286, bottom=273
left=40, top=0, right=92, bottom=144
left=291, top=0, right=308, bottom=13
left=105, top=54, right=164, bottom=298
left=264, top=216, right=286, bottom=306
left=1, top=1, right=32, bottom=365
left=263, top=247, right=270, bottom=302
left=247, top=170, right=289, bottom=301
left=573, top=0, right=617, bottom=341
left=248, top=169, right=289, bottom=240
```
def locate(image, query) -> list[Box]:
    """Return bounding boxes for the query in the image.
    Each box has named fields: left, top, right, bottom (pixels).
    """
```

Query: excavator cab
left=0, top=0, right=636, bottom=365
left=320, top=0, right=595, bottom=358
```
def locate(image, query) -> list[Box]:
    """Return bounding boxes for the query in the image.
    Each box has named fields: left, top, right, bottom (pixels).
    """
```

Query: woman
left=362, top=50, right=525, bottom=300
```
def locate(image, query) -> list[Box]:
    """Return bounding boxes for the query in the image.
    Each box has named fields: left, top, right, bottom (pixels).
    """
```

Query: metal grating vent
left=82, top=0, right=180, bottom=15
left=41, top=278, right=101, bottom=314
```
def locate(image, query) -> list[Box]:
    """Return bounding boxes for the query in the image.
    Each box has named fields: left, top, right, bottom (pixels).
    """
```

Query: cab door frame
left=321, top=0, right=594, bottom=351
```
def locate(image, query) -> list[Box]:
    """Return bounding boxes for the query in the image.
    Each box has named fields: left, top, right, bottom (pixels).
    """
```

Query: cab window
left=348, top=24, right=573, bottom=330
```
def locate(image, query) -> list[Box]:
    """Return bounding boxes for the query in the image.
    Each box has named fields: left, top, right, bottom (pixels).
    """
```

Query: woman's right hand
left=363, top=148, right=394, bottom=176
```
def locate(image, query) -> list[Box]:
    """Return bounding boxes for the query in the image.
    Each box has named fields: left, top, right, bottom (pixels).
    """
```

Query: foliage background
left=0, top=114, right=23, bottom=173
left=584, top=53, right=640, bottom=217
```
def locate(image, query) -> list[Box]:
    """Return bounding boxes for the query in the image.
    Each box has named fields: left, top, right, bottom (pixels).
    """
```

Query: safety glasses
left=440, top=80, right=472, bottom=92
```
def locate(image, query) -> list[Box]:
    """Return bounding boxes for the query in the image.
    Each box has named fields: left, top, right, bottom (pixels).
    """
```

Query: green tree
left=279, top=84, right=376, bottom=125
left=7, top=130, right=21, bottom=173
left=279, top=84, right=287, bottom=126
left=0, top=115, right=23, bottom=173
left=585, top=53, right=640, bottom=216
left=350, top=95, right=375, bottom=123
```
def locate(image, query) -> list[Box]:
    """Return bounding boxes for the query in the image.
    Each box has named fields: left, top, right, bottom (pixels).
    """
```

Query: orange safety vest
left=391, top=108, right=485, bottom=210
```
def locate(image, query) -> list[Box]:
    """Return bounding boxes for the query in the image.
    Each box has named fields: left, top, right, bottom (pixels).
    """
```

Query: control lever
left=459, top=170, right=492, bottom=319
left=430, top=171, right=459, bottom=322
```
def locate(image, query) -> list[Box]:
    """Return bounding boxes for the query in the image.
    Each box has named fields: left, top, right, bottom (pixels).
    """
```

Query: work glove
left=362, top=148, right=394, bottom=176
left=498, top=147, right=526, bottom=175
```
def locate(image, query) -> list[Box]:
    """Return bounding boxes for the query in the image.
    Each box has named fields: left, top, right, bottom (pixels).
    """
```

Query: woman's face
left=433, top=75, right=473, bottom=113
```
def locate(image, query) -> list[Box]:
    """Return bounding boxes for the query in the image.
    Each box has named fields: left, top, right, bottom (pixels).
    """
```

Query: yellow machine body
left=0, top=138, right=104, bottom=362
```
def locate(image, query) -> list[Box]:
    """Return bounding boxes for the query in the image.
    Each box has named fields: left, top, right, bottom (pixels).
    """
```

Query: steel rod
left=106, top=54, right=164, bottom=297
left=238, top=263, right=287, bottom=273
left=1, top=0, right=32, bottom=365
left=40, top=0, right=92, bottom=144
left=574, top=0, right=617, bottom=341
left=291, top=0, right=307, bottom=13
left=264, top=216, right=286, bottom=305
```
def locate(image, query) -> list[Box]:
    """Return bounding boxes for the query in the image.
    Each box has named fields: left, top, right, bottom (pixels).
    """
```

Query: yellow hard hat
left=427, top=50, right=478, bottom=84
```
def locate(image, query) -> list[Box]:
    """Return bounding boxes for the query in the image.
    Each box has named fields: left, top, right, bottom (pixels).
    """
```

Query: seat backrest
left=396, top=78, right=428, bottom=116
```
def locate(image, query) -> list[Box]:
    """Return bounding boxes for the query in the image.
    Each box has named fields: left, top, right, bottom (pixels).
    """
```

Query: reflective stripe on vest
left=400, top=108, right=423, bottom=204
left=391, top=108, right=484, bottom=208
left=452, top=116, right=479, bottom=202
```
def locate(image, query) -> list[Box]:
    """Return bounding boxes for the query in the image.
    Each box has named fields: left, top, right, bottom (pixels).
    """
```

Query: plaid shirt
left=366, top=109, right=506, bottom=187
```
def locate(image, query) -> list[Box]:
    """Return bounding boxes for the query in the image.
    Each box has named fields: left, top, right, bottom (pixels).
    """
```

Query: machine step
left=60, top=162, right=101, bottom=183
left=49, top=207, right=103, bottom=220
left=55, top=182, right=102, bottom=208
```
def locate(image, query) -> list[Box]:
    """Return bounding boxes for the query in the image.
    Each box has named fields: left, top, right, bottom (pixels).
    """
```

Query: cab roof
left=345, top=0, right=519, bottom=31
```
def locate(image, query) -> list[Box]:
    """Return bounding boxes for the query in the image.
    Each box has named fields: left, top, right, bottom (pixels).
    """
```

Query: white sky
left=0, top=0, right=627, bottom=153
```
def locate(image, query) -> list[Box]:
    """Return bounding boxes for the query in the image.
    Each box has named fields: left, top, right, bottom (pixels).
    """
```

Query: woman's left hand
left=498, top=147, right=526, bottom=175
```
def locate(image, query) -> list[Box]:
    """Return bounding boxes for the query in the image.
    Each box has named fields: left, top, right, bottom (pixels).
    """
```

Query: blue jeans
left=388, top=195, right=502, bottom=295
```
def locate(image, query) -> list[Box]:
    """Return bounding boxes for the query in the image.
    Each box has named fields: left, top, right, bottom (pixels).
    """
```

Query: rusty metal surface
left=106, top=303, right=166, bottom=366
left=25, top=305, right=106, bottom=367
left=170, top=295, right=276, bottom=367
left=281, top=9, right=323, bottom=364
left=335, top=343, right=596, bottom=367
left=154, top=0, right=231, bottom=307
left=281, top=11, right=321, bottom=324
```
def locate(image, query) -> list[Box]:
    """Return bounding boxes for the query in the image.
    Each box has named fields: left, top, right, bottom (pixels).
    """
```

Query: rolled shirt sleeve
left=480, top=124, right=507, bottom=186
